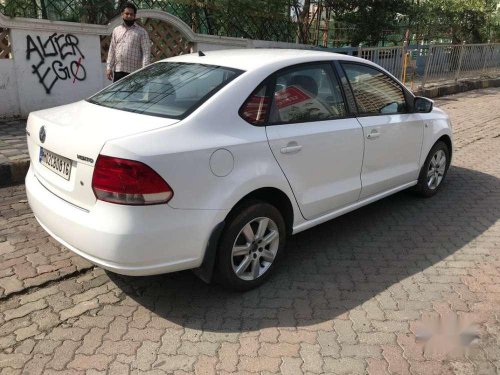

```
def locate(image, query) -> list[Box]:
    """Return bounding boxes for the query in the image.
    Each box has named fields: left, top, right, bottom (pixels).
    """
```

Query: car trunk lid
left=26, top=100, right=179, bottom=210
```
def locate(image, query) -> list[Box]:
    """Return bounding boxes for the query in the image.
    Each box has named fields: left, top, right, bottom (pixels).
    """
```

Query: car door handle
left=366, top=130, right=380, bottom=140
left=280, top=144, right=303, bottom=154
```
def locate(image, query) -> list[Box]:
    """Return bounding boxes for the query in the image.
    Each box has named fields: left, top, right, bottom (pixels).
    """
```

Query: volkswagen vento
left=26, top=49, right=452, bottom=290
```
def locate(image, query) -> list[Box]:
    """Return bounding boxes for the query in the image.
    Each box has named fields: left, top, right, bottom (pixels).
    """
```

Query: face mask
left=124, top=19, right=135, bottom=27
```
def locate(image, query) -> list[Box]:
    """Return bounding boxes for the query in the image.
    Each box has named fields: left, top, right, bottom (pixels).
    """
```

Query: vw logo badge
left=39, top=126, right=46, bottom=143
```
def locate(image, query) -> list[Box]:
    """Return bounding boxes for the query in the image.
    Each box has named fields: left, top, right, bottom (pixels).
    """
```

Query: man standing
left=106, top=2, right=151, bottom=82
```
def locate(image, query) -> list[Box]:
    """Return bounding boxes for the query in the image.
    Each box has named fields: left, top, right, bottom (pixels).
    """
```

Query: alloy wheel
left=427, top=149, right=447, bottom=190
left=231, top=217, right=279, bottom=281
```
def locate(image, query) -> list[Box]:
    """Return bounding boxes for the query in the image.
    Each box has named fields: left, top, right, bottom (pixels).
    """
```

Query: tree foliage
left=2, top=0, right=118, bottom=23
left=408, top=0, right=499, bottom=43
left=185, top=0, right=292, bottom=39
left=1, top=0, right=498, bottom=45
left=344, top=0, right=407, bottom=45
left=290, top=0, right=499, bottom=45
left=289, top=0, right=410, bottom=46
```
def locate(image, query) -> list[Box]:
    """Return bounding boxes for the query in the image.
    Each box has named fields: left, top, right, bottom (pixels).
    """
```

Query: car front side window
left=268, top=64, right=347, bottom=125
left=341, top=63, right=407, bottom=115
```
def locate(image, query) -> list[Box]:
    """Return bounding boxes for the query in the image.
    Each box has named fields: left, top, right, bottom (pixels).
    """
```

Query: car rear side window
left=341, top=63, right=407, bottom=115
left=88, top=62, right=243, bottom=119
left=268, top=64, right=347, bottom=125
left=239, top=83, right=270, bottom=126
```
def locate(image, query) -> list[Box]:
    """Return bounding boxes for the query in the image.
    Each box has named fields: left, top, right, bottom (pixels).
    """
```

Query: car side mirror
left=414, top=97, right=433, bottom=113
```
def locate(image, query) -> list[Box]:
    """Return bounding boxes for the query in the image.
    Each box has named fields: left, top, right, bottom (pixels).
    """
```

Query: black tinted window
left=342, top=63, right=406, bottom=115
left=269, top=64, right=346, bottom=124
left=88, top=62, right=242, bottom=119
left=239, top=83, right=270, bottom=125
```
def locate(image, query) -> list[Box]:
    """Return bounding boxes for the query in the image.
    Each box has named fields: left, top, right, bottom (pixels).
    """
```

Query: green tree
left=3, top=0, right=41, bottom=18
left=319, top=0, right=410, bottom=46
left=492, top=3, right=500, bottom=41
left=408, top=0, right=498, bottom=43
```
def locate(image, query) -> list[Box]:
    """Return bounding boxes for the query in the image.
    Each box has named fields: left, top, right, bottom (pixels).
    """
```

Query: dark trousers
left=113, top=71, right=130, bottom=82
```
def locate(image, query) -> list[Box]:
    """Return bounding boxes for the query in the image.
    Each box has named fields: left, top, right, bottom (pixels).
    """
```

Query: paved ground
left=0, top=119, right=28, bottom=166
left=0, top=118, right=29, bottom=187
left=0, top=87, right=499, bottom=374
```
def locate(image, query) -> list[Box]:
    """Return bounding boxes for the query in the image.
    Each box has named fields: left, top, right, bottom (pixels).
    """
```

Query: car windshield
left=87, top=62, right=243, bottom=119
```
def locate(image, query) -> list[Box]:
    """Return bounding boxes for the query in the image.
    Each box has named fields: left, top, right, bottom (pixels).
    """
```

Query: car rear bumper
left=26, top=166, right=228, bottom=276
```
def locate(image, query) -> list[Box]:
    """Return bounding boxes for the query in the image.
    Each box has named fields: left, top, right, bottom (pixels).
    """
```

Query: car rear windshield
left=87, top=62, right=243, bottom=119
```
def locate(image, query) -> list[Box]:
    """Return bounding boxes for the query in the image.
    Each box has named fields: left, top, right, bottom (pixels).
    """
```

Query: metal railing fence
left=422, top=43, right=500, bottom=87
left=335, top=43, right=500, bottom=88
left=358, top=45, right=405, bottom=79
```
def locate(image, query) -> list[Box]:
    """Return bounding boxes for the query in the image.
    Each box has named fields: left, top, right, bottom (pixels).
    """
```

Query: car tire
left=414, top=140, right=450, bottom=197
left=215, top=200, right=286, bottom=291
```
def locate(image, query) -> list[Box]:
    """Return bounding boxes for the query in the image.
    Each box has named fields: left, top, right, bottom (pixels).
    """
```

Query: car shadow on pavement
left=107, top=165, right=499, bottom=332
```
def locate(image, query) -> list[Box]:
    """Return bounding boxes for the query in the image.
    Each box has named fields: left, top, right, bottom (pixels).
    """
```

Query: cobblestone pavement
left=0, top=119, right=29, bottom=187
left=0, top=119, right=28, bottom=166
left=0, top=88, right=499, bottom=374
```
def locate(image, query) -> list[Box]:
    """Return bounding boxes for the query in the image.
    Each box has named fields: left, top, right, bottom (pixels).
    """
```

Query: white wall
left=0, top=60, right=21, bottom=117
left=101, top=63, right=112, bottom=89
left=195, top=42, right=245, bottom=52
left=194, top=37, right=313, bottom=53
left=10, top=29, right=104, bottom=116
left=250, top=40, right=313, bottom=50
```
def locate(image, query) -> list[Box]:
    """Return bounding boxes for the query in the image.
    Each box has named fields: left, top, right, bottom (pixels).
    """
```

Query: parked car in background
left=26, top=49, right=452, bottom=290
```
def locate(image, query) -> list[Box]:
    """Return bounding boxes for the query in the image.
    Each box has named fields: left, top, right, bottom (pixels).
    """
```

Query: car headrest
left=289, top=75, right=318, bottom=97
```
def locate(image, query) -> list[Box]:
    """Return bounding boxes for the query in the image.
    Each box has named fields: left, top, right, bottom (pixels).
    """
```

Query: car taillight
left=92, top=155, right=173, bottom=205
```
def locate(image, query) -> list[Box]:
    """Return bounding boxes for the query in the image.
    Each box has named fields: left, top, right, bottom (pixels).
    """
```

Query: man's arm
left=141, top=29, right=151, bottom=68
left=106, top=30, right=116, bottom=80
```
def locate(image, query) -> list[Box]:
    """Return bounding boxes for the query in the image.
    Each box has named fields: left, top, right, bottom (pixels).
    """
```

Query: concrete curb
left=0, top=160, right=29, bottom=187
left=413, top=77, right=500, bottom=98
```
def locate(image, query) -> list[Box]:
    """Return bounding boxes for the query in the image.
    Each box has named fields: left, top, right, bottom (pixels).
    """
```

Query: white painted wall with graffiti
left=0, top=13, right=109, bottom=118
left=0, top=10, right=312, bottom=118
left=10, top=29, right=103, bottom=115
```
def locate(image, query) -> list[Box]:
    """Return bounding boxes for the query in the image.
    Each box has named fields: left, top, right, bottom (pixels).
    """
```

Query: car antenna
left=198, top=50, right=205, bottom=57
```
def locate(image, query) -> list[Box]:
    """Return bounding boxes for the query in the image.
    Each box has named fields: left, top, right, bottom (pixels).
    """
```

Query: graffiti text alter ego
left=27, top=33, right=86, bottom=94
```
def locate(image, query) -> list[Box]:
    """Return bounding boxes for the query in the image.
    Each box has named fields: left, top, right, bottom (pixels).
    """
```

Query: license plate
left=39, top=147, right=72, bottom=180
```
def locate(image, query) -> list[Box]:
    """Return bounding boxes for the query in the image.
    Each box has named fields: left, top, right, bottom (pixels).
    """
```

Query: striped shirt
left=106, top=23, right=151, bottom=73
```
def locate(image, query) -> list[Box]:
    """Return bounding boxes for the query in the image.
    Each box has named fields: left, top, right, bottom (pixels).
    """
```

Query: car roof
left=164, top=48, right=367, bottom=72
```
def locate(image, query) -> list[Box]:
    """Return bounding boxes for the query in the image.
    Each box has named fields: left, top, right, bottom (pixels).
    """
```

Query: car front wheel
left=216, top=201, right=286, bottom=291
left=414, top=140, right=450, bottom=197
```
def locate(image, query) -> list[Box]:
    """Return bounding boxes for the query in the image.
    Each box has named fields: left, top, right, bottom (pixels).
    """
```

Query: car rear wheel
left=414, top=141, right=450, bottom=197
left=216, top=200, right=286, bottom=291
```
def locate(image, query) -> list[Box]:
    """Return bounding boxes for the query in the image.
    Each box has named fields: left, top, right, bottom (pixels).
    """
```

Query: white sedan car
left=26, top=49, right=452, bottom=290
